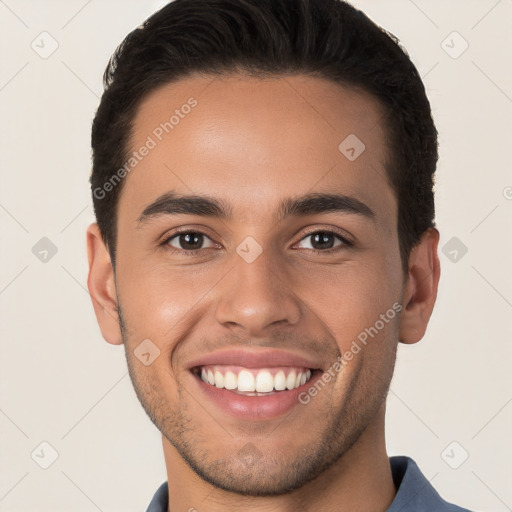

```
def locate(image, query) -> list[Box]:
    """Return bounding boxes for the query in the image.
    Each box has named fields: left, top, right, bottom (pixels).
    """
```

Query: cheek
left=116, top=261, right=219, bottom=342
left=292, top=261, right=398, bottom=346
left=116, top=237, right=401, bottom=352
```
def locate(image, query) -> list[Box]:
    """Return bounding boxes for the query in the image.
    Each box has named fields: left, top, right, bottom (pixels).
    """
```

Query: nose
left=214, top=245, right=302, bottom=336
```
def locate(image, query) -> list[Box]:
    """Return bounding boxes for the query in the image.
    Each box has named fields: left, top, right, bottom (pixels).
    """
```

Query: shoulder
left=146, top=480, right=168, bottom=512
left=387, top=456, right=474, bottom=512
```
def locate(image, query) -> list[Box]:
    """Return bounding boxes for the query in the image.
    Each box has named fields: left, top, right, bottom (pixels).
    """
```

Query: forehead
left=119, top=73, right=396, bottom=231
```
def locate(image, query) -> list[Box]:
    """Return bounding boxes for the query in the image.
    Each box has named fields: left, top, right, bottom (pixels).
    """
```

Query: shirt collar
left=146, top=456, right=471, bottom=512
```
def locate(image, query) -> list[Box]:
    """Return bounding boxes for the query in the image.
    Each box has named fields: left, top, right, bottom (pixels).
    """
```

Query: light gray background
left=1, top=0, right=511, bottom=510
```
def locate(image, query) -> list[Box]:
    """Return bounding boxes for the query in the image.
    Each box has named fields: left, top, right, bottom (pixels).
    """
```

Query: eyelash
left=159, top=228, right=353, bottom=256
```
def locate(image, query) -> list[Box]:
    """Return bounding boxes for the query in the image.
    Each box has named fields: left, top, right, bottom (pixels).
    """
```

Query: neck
left=162, top=405, right=396, bottom=512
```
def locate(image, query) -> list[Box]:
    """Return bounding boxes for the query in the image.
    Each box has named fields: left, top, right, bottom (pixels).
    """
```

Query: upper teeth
left=197, top=366, right=313, bottom=393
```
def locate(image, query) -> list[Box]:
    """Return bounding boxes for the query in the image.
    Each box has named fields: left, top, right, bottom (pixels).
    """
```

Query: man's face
left=112, top=74, right=404, bottom=494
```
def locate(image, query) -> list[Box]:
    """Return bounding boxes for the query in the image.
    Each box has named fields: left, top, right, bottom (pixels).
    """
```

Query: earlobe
left=86, top=223, right=123, bottom=345
left=398, top=227, right=441, bottom=345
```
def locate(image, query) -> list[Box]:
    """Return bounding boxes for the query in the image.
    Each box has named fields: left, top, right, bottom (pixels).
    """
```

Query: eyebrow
left=137, top=191, right=376, bottom=224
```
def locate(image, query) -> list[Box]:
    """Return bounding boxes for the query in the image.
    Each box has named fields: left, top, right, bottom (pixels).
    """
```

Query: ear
left=398, top=227, right=441, bottom=344
left=86, top=223, right=123, bottom=345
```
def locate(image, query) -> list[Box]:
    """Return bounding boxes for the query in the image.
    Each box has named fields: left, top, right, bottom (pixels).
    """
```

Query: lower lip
left=190, top=369, right=323, bottom=421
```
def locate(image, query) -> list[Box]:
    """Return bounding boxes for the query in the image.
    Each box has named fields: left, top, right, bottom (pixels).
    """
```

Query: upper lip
left=187, top=348, right=324, bottom=371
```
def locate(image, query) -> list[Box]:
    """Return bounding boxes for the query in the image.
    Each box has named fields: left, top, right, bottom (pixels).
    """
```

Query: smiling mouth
left=191, top=365, right=322, bottom=396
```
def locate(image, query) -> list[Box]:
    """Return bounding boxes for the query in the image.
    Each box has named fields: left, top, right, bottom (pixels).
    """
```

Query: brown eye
left=165, top=231, right=216, bottom=252
left=296, top=230, right=352, bottom=252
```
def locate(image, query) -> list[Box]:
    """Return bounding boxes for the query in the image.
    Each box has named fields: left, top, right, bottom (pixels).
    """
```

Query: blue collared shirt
left=146, top=455, right=473, bottom=511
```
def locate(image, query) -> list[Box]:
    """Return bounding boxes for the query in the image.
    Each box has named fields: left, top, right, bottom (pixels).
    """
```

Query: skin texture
left=87, top=73, right=440, bottom=512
